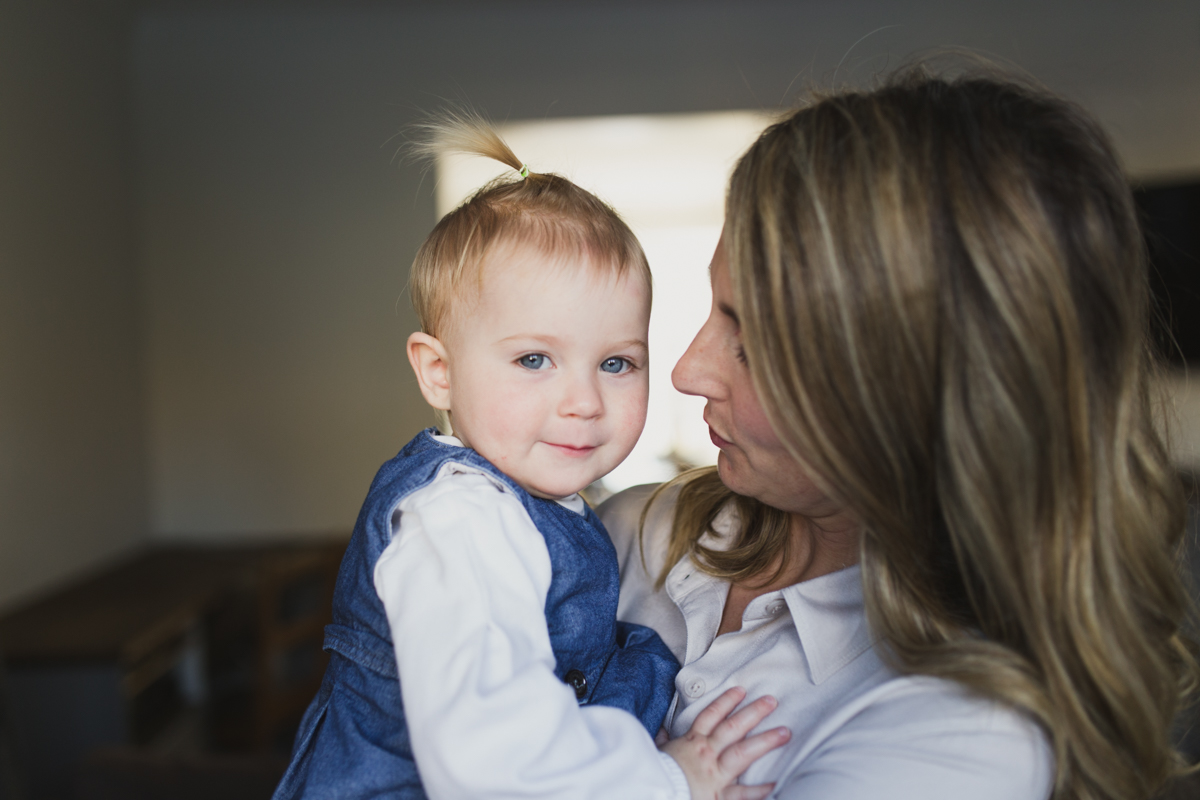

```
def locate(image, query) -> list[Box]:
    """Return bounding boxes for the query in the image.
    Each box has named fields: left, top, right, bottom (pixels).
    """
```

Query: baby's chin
left=520, top=480, right=589, bottom=501
left=512, top=467, right=608, bottom=501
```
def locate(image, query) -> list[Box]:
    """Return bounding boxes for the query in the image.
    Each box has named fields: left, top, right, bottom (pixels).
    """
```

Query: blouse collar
left=663, top=502, right=873, bottom=684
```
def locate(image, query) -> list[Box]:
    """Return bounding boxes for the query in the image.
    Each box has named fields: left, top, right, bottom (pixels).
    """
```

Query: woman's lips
left=708, top=425, right=732, bottom=449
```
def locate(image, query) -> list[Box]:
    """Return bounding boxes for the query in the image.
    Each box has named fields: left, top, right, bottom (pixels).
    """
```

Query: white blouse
left=372, top=437, right=688, bottom=800
left=600, top=483, right=1055, bottom=800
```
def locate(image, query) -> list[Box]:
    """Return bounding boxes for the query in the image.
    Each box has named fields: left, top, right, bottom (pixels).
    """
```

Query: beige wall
left=134, top=0, right=1200, bottom=540
left=3, top=0, right=1200, bottom=606
left=0, top=0, right=148, bottom=610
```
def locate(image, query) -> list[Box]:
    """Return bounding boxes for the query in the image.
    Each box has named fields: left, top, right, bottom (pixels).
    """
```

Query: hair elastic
left=518, top=164, right=530, bottom=179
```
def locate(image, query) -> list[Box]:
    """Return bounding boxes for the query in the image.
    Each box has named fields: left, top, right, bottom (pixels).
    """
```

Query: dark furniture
left=0, top=539, right=345, bottom=800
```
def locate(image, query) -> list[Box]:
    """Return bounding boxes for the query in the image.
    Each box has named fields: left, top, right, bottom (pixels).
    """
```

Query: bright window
left=435, top=111, right=774, bottom=492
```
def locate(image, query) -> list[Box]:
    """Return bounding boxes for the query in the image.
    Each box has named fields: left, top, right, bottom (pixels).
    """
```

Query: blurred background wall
left=3, top=0, right=1200, bottom=612
left=0, top=1, right=147, bottom=615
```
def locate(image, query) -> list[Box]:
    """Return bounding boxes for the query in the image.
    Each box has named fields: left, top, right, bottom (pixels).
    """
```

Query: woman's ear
left=407, top=332, right=452, bottom=411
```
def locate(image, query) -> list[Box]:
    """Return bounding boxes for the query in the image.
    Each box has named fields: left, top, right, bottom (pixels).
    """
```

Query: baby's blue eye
left=518, top=353, right=549, bottom=370
left=600, top=357, right=630, bottom=374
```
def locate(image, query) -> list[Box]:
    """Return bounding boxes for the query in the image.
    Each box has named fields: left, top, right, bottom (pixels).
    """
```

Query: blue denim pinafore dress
left=272, top=429, right=680, bottom=799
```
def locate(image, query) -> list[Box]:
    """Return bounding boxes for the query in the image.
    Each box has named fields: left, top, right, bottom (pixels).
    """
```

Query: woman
left=602, top=66, right=1198, bottom=800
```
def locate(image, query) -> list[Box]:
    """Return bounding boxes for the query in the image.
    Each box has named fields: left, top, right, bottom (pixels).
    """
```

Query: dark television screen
left=1135, top=180, right=1200, bottom=365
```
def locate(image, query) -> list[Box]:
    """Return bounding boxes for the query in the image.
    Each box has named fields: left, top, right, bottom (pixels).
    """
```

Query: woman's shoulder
left=597, top=482, right=675, bottom=532
left=598, top=483, right=680, bottom=575
left=599, top=484, right=690, bottom=660
left=776, top=674, right=1054, bottom=800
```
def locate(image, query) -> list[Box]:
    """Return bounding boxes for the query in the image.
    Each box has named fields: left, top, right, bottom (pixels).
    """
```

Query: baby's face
left=444, top=244, right=650, bottom=499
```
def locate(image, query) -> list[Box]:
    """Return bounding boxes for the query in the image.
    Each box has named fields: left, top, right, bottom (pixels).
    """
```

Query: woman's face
left=673, top=236, right=844, bottom=522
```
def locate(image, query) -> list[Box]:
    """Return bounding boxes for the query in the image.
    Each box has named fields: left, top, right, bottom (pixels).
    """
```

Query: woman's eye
left=600, top=357, right=631, bottom=374
left=518, top=353, right=549, bottom=370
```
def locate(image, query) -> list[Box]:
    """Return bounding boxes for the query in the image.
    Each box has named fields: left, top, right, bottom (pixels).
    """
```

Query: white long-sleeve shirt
left=601, top=483, right=1055, bottom=800
left=372, top=440, right=688, bottom=800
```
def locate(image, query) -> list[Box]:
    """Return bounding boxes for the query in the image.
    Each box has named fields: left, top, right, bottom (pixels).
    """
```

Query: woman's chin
left=714, top=452, right=745, bottom=496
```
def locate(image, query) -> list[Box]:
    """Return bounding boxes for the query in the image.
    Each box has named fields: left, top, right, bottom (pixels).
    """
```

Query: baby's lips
left=544, top=441, right=600, bottom=452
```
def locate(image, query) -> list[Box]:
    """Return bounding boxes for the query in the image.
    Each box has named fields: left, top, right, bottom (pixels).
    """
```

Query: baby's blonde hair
left=408, top=111, right=651, bottom=340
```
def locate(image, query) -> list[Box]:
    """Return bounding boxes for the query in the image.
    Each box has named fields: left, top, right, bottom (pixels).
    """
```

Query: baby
left=273, top=115, right=786, bottom=800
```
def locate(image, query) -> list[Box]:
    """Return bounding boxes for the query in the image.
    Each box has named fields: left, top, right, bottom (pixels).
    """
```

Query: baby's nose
left=559, top=374, right=603, bottom=419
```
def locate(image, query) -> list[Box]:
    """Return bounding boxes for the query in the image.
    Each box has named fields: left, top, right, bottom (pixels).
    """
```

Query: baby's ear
left=407, top=332, right=452, bottom=411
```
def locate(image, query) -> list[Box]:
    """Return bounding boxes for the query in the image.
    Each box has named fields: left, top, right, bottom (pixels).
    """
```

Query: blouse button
left=564, top=669, right=588, bottom=699
left=685, top=678, right=706, bottom=698
left=767, top=600, right=785, bottom=615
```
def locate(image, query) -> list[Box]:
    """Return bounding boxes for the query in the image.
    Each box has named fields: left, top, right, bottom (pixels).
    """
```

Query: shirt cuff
left=658, top=751, right=692, bottom=800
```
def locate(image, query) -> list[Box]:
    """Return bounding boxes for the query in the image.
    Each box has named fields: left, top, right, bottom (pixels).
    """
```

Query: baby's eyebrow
left=612, top=338, right=648, bottom=351
left=495, top=335, right=648, bottom=353
left=497, top=333, right=563, bottom=346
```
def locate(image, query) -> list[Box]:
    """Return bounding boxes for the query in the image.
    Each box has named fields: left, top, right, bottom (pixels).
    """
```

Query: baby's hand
left=659, top=687, right=790, bottom=800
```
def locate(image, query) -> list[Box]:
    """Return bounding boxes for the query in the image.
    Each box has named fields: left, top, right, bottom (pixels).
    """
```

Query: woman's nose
left=672, top=319, right=719, bottom=399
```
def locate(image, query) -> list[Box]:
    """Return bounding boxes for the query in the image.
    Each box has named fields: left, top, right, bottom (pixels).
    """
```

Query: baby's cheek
left=455, top=383, right=529, bottom=459
left=612, top=386, right=650, bottom=448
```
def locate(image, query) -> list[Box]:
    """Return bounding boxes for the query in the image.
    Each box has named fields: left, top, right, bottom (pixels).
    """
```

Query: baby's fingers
left=720, top=783, right=776, bottom=800
left=709, top=695, right=779, bottom=751
left=716, top=726, right=791, bottom=776
left=688, top=686, right=749, bottom=736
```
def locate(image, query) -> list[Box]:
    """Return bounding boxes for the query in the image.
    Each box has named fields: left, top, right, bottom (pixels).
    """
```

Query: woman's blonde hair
left=653, top=67, right=1198, bottom=799
left=408, top=111, right=651, bottom=340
